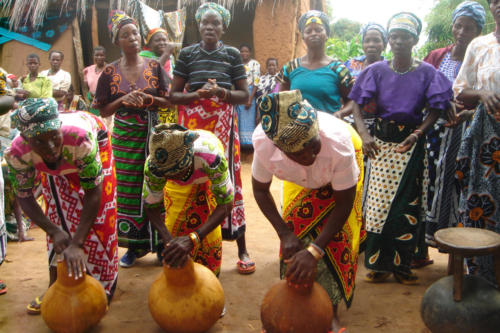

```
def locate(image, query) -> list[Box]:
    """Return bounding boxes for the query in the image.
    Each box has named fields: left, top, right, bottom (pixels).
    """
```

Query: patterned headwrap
left=145, top=27, right=168, bottom=46
left=108, top=10, right=137, bottom=44
left=387, top=12, right=422, bottom=38
left=298, top=10, right=331, bottom=37
left=258, top=90, right=319, bottom=153
left=452, top=1, right=486, bottom=31
left=148, top=123, right=200, bottom=177
left=195, top=2, right=231, bottom=28
left=11, top=98, right=61, bottom=139
left=361, top=22, right=388, bottom=45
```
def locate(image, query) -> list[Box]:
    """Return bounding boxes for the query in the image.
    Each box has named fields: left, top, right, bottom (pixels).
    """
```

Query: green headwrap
left=11, top=98, right=61, bottom=138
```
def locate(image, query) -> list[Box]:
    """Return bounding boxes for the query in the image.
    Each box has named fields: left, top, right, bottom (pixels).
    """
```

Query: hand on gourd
left=162, top=236, right=194, bottom=268
left=284, top=249, right=317, bottom=287
left=62, top=244, right=87, bottom=279
left=51, top=229, right=70, bottom=254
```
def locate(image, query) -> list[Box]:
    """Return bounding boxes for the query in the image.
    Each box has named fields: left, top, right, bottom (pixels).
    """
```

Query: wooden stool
left=435, top=227, right=500, bottom=301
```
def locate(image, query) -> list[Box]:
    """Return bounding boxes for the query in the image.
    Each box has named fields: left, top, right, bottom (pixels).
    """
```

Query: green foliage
left=331, top=18, right=363, bottom=41
left=422, top=0, right=494, bottom=56
left=325, top=35, right=363, bottom=62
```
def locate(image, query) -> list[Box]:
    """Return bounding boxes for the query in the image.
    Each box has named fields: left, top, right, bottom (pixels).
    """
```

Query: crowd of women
left=0, top=0, right=499, bottom=332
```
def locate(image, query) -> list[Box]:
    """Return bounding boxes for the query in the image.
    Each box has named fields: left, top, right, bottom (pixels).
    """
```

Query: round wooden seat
left=434, top=227, right=500, bottom=302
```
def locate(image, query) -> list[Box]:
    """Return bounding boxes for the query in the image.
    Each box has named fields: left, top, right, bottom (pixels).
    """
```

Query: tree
left=422, top=0, right=494, bottom=55
left=331, top=18, right=362, bottom=41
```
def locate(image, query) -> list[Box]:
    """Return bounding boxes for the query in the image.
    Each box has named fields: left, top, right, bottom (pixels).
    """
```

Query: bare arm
left=456, top=88, right=500, bottom=116
left=352, top=101, right=379, bottom=159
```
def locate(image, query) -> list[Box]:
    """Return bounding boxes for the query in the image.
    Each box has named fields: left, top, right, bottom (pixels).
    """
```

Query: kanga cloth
left=280, top=124, right=364, bottom=307
left=5, top=112, right=118, bottom=295
left=178, top=96, right=245, bottom=240
left=363, top=119, right=428, bottom=276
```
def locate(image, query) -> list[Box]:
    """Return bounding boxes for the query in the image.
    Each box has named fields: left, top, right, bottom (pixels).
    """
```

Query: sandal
left=236, top=259, right=256, bottom=274
left=393, top=271, right=419, bottom=285
left=411, top=258, right=434, bottom=269
left=0, top=280, right=6, bottom=295
left=364, top=271, right=391, bottom=283
left=26, top=296, right=43, bottom=315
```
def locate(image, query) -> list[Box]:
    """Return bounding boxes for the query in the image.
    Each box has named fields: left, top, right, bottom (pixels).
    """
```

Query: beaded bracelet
left=224, top=89, right=231, bottom=103
left=219, top=88, right=227, bottom=101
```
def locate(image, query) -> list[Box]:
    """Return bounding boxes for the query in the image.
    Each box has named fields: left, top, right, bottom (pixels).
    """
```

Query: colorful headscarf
left=148, top=123, right=199, bottom=177
left=452, top=1, right=486, bottom=31
left=387, top=12, right=422, bottom=38
left=258, top=90, right=319, bottom=153
left=145, top=27, right=168, bottom=46
left=11, top=98, right=61, bottom=139
left=298, top=10, right=331, bottom=37
left=108, top=10, right=137, bottom=44
left=361, top=22, right=388, bottom=45
left=195, top=2, right=231, bottom=28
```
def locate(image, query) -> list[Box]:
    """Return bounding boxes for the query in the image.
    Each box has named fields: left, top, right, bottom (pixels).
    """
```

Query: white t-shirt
left=40, top=69, right=71, bottom=93
left=252, top=112, right=359, bottom=190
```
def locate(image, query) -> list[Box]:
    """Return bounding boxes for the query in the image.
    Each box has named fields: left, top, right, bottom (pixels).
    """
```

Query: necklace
left=390, top=58, right=414, bottom=75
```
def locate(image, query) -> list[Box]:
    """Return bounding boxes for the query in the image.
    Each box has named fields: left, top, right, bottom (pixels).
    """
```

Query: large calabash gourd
left=261, top=276, right=333, bottom=333
left=41, top=261, right=108, bottom=333
left=148, top=258, right=225, bottom=333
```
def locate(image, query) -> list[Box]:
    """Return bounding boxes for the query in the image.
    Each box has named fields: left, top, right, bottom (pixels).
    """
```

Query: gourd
left=41, top=260, right=108, bottom=333
left=148, top=258, right=225, bottom=333
left=261, top=276, right=333, bottom=333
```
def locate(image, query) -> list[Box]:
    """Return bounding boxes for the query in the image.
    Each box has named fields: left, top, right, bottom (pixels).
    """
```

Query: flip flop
left=26, top=296, right=42, bottom=315
left=236, top=259, right=256, bottom=274
left=364, top=271, right=391, bottom=283
left=411, top=258, right=434, bottom=269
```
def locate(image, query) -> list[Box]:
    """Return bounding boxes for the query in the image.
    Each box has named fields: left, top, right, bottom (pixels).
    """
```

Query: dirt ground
left=0, top=155, right=446, bottom=333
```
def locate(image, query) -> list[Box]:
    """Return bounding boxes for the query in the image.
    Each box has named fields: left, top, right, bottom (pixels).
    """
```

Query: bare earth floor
left=0, top=156, right=443, bottom=333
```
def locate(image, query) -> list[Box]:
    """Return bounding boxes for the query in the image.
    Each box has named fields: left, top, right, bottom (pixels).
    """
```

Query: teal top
left=277, top=58, right=354, bottom=114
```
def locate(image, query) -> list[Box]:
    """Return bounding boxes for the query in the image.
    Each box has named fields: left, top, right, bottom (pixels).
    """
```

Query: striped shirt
left=174, top=42, right=246, bottom=92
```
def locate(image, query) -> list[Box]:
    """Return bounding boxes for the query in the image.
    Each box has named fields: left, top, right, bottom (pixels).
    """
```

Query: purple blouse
left=348, top=60, right=452, bottom=125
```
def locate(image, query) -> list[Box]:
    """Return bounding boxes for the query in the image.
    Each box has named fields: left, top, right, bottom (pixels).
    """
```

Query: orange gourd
left=261, top=277, right=333, bottom=333
left=41, top=261, right=108, bottom=333
left=148, top=258, right=225, bottom=333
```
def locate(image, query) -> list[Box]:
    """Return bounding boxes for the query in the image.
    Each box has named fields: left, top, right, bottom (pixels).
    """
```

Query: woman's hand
left=361, top=133, right=380, bottom=159
left=197, top=79, right=219, bottom=99
left=280, top=231, right=303, bottom=260
left=244, top=98, right=252, bottom=110
left=50, top=229, right=70, bottom=254
left=284, top=249, right=317, bottom=286
left=62, top=244, right=86, bottom=279
left=162, top=236, right=194, bottom=268
left=15, top=89, right=30, bottom=100
left=479, top=91, right=500, bottom=117
left=444, top=103, right=459, bottom=127
left=121, top=91, right=145, bottom=108
left=394, top=134, right=418, bottom=153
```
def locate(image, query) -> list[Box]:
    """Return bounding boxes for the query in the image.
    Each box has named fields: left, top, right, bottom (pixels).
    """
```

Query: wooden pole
left=91, top=5, right=100, bottom=49
left=72, top=18, right=89, bottom=99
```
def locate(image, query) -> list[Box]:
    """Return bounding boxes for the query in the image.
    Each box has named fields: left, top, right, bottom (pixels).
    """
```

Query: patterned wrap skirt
left=456, top=105, right=500, bottom=285
left=364, top=119, right=428, bottom=276
left=164, top=181, right=222, bottom=275
left=178, top=96, right=245, bottom=240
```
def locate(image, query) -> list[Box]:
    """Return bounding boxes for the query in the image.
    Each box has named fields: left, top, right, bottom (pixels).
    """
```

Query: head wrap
left=298, top=10, right=331, bottom=37
left=452, top=1, right=486, bottom=31
left=387, top=12, right=422, bottom=39
left=195, top=2, right=231, bottom=28
left=108, top=10, right=136, bottom=44
left=147, top=123, right=200, bottom=177
left=11, top=98, right=61, bottom=139
left=361, top=22, right=388, bottom=45
left=145, top=27, right=168, bottom=46
left=258, top=90, right=319, bottom=153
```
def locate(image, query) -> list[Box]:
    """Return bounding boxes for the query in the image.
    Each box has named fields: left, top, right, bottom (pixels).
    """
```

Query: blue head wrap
left=298, top=10, right=331, bottom=37
left=452, top=1, right=486, bottom=31
left=361, top=23, right=388, bottom=45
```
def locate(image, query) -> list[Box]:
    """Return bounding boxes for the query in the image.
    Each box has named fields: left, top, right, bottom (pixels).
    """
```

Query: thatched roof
left=2, top=0, right=270, bottom=29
